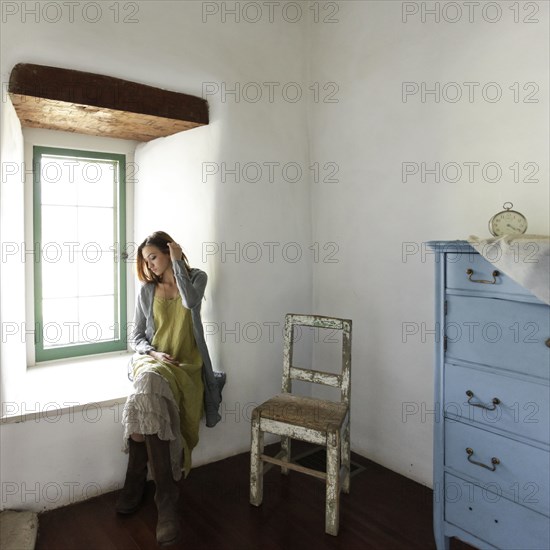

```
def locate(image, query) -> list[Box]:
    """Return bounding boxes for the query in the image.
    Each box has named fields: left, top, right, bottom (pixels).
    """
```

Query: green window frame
left=33, top=146, right=127, bottom=362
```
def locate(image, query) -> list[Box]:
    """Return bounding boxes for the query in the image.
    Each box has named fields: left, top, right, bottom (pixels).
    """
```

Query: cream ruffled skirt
left=121, top=370, right=185, bottom=481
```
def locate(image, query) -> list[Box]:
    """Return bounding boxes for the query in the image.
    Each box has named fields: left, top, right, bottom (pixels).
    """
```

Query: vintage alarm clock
left=488, top=202, right=528, bottom=237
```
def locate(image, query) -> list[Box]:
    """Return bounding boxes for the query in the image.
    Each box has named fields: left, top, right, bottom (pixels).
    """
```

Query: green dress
left=130, top=294, right=204, bottom=477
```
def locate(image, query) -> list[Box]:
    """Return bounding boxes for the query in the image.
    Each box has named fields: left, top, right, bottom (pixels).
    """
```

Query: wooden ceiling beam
left=8, top=63, right=209, bottom=142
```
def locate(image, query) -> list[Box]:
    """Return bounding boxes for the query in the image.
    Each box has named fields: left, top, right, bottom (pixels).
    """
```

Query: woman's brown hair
left=136, top=231, right=191, bottom=283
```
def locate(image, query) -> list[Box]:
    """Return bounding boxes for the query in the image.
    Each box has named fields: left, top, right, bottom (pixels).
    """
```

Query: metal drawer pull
left=466, top=448, right=500, bottom=471
left=466, top=390, right=500, bottom=410
left=466, top=269, right=500, bottom=284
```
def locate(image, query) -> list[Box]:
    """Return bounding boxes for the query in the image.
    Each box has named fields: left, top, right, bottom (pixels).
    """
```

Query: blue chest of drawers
left=428, top=241, right=550, bottom=550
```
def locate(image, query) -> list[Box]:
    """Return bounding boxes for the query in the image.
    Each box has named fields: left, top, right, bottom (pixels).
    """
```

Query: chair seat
left=254, top=393, right=349, bottom=434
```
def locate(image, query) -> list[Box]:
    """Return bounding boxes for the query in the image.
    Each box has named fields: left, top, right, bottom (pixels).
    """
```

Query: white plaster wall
left=308, top=1, right=549, bottom=485
left=0, top=403, right=128, bottom=512
left=0, top=97, right=25, bottom=404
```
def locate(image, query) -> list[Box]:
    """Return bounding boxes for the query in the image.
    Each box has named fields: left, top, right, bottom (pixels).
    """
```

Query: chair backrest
left=282, top=313, right=352, bottom=405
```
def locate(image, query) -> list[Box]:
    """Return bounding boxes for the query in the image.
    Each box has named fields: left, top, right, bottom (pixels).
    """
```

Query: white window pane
left=41, top=206, right=78, bottom=246
left=78, top=207, right=115, bottom=250
left=40, top=157, right=77, bottom=206
left=37, top=149, right=123, bottom=357
left=77, top=251, right=115, bottom=297
left=77, top=160, right=115, bottom=208
left=41, top=252, right=78, bottom=299
left=42, top=298, right=78, bottom=348
left=79, top=296, right=116, bottom=342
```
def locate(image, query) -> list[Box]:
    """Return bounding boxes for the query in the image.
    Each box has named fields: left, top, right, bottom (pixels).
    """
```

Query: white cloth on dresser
left=467, top=235, right=550, bottom=305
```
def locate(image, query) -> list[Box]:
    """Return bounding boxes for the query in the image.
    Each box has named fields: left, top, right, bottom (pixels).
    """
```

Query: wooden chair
left=250, top=313, right=352, bottom=536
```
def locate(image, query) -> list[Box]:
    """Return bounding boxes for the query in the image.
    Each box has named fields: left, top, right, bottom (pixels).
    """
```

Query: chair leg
left=250, top=416, right=264, bottom=506
left=342, top=421, right=351, bottom=494
left=280, top=436, right=291, bottom=475
left=325, top=435, right=341, bottom=536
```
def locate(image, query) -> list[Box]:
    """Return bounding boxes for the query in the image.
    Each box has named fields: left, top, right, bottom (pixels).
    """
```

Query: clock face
left=490, top=211, right=528, bottom=236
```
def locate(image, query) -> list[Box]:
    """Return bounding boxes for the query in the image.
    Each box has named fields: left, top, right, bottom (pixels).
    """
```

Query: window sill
left=1, top=351, right=135, bottom=424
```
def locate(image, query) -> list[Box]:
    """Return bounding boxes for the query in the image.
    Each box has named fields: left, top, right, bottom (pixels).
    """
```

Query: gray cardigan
left=130, top=260, right=225, bottom=428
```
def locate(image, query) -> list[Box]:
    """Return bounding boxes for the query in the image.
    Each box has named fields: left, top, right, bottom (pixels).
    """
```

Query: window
left=33, top=146, right=127, bottom=361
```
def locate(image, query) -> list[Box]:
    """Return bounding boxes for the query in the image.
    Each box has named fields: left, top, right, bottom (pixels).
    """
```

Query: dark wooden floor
left=36, top=442, right=474, bottom=550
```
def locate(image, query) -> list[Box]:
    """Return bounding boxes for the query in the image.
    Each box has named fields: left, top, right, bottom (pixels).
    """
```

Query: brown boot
left=145, top=435, right=182, bottom=546
left=116, top=438, right=148, bottom=514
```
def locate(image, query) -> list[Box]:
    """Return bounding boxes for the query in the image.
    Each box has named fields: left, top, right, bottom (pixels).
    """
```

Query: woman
left=117, top=231, right=225, bottom=546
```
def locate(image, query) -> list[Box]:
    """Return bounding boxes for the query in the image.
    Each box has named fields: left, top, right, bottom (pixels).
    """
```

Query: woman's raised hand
left=167, top=241, right=183, bottom=262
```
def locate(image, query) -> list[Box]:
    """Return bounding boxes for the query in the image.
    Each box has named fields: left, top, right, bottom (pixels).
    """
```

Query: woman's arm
left=167, top=241, right=207, bottom=309
left=130, top=289, right=156, bottom=355
left=173, top=260, right=207, bottom=309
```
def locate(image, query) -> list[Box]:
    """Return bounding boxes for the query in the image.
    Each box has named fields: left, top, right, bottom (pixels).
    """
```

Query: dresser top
left=425, top=240, right=475, bottom=252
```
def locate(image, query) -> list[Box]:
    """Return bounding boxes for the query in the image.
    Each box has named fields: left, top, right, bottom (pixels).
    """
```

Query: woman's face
left=142, top=245, right=171, bottom=278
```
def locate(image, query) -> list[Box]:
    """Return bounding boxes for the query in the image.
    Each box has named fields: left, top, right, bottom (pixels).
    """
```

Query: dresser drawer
left=444, top=420, right=549, bottom=516
left=446, top=253, right=536, bottom=300
left=444, top=473, right=550, bottom=550
left=446, top=296, right=550, bottom=380
left=444, top=363, right=550, bottom=444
